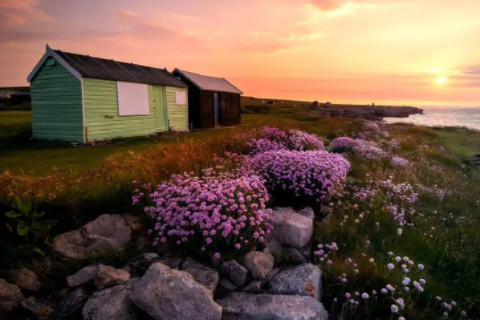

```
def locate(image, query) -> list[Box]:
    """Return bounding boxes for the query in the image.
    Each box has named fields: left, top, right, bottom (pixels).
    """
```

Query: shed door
left=152, top=86, right=167, bottom=130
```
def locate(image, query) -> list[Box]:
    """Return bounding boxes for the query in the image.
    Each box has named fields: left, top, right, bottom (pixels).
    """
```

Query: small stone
left=122, top=213, right=144, bottom=232
left=219, top=279, right=238, bottom=292
left=181, top=258, right=219, bottom=292
left=20, top=297, right=54, bottom=320
left=298, top=207, right=315, bottom=219
left=94, top=264, right=130, bottom=290
left=218, top=292, right=328, bottom=320
left=242, top=251, right=275, bottom=280
left=142, top=252, right=160, bottom=261
left=219, top=260, right=248, bottom=287
left=10, top=267, right=41, bottom=291
left=50, top=287, right=89, bottom=320
left=0, top=278, right=23, bottom=318
left=53, top=214, right=132, bottom=260
left=241, top=281, right=262, bottom=293
left=83, top=285, right=137, bottom=320
left=268, top=208, right=314, bottom=249
left=269, top=263, right=322, bottom=300
left=262, top=268, right=280, bottom=286
left=67, top=265, right=99, bottom=288
left=131, top=262, right=222, bottom=320
left=284, top=247, right=307, bottom=264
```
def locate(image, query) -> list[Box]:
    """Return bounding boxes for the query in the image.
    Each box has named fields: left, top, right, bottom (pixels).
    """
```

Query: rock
left=134, top=236, right=152, bottom=252
left=83, top=285, right=137, bottom=320
left=242, top=251, right=274, bottom=280
left=298, top=207, right=315, bottom=219
left=53, top=214, right=132, bottom=260
left=50, top=287, right=89, bottom=320
left=67, top=265, right=99, bottom=288
left=242, top=280, right=262, bottom=293
left=0, top=279, right=23, bottom=318
left=156, top=255, right=183, bottom=269
left=264, top=237, right=283, bottom=255
left=181, top=258, right=219, bottom=292
left=219, top=279, right=238, bottom=292
left=284, top=247, right=307, bottom=264
left=122, top=213, right=144, bottom=232
left=20, top=297, right=54, bottom=319
left=269, top=264, right=322, bottom=300
left=218, top=292, right=328, bottom=320
left=262, top=268, right=280, bottom=286
left=219, top=260, right=248, bottom=287
left=10, top=267, right=41, bottom=291
left=94, top=264, right=130, bottom=290
left=131, top=262, right=222, bottom=320
left=142, top=252, right=159, bottom=261
left=269, top=208, right=313, bottom=249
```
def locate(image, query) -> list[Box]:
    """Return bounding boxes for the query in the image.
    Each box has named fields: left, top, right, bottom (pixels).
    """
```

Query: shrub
left=390, top=156, right=410, bottom=167
left=286, top=129, right=325, bottom=151
left=362, top=120, right=380, bottom=132
left=330, top=137, right=358, bottom=153
left=352, top=139, right=389, bottom=160
left=246, top=138, right=286, bottom=155
left=250, top=150, right=350, bottom=204
left=141, top=169, right=272, bottom=258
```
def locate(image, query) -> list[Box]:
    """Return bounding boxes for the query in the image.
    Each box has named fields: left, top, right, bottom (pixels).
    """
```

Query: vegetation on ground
left=1, top=106, right=479, bottom=319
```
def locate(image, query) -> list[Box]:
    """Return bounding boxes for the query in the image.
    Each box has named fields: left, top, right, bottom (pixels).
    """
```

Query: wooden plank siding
left=83, top=79, right=173, bottom=141
left=165, top=87, right=189, bottom=131
left=219, top=92, right=241, bottom=126
left=30, top=57, right=84, bottom=142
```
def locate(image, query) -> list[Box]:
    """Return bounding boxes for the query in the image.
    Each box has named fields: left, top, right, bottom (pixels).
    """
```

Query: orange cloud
left=310, top=0, right=340, bottom=11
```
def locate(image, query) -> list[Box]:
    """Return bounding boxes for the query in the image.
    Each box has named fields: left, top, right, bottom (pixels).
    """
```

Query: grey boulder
left=131, top=262, right=222, bottom=320
left=219, top=260, right=248, bottom=287
left=50, top=287, right=90, bottom=320
left=284, top=247, right=307, bottom=264
left=268, top=208, right=313, bottom=249
left=269, top=263, right=322, bottom=300
left=20, top=296, right=54, bottom=319
left=242, top=251, right=274, bottom=280
left=0, top=279, right=23, bottom=318
left=218, top=292, right=328, bottom=320
left=53, top=214, right=132, bottom=259
left=181, top=258, right=219, bottom=292
left=67, top=265, right=99, bottom=288
left=83, top=284, right=137, bottom=320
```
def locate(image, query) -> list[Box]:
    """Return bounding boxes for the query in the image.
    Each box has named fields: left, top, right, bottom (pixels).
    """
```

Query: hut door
left=153, top=87, right=167, bottom=131
left=214, top=92, right=220, bottom=126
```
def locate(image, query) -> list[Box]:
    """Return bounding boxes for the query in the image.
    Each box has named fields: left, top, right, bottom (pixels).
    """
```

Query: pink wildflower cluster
left=362, top=120, right=380, bottom=132
left=143, top=169, right=273, bottom=255
left=259, top=126, right=288, bottom=142
left=390, top=156, right=410, bottom=168
left=250, top=150, right=350, bottom=203
left=329, top=137, right=358, bottom=153
left=256, top=126, right=324, bottom=152
left=286, top=129, right=325, bottom=151
left=330, top=137, right=389, bottom=161
left=314, top=242, right=339, bottom=265
left=246, top=138, right=286, bottom=155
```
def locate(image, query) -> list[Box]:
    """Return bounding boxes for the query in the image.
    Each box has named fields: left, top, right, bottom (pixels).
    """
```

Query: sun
left=436, top=76, right=448, bottom=85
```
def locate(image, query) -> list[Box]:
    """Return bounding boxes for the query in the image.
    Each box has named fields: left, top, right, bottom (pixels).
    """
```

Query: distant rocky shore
left=312, top=105, right=424, bottom=120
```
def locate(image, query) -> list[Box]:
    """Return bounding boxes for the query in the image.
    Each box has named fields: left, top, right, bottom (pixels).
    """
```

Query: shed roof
left=28, top=45, right=186, bottom=88
left=174, top=69, right=242, bottom=94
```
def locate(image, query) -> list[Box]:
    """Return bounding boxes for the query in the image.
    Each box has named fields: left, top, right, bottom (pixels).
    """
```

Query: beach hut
left=27, top=45, right=188, bottom=143
left=172, top=69, right=242, bottom=129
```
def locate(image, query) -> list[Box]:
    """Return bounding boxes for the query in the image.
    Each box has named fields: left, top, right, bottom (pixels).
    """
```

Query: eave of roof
left=173, top=68, right=243, bottom=94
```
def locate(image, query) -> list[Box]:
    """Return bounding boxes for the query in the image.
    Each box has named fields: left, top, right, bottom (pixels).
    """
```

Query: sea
left=383, top=108, right=480, bottom=131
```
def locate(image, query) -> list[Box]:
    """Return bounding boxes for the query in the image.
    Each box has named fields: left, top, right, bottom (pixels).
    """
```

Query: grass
left=1, top=106, right=480, bottom=319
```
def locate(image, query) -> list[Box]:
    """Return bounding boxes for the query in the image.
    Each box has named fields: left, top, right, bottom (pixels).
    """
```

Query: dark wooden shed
left=172, top=69, right=243, bottom=129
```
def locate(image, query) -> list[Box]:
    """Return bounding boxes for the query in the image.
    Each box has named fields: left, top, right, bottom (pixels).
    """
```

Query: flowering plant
left=250, top=150, right=350, bottom=204
left=142, top=169, right=273, bottom=257
left=285, top=129, right=325, bottom=151
left=330, top=137, right=358, bottom=153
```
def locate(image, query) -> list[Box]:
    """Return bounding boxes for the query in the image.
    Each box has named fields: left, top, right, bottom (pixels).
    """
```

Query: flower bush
left=285, top=129, right=325, bottom=151
left=256, top=126, right=325, bottom=152
left=246, top=138, right=286, bottom=155
left=250, top=150, right=350, bottom=204
left=362, top=120, right=380, bottom=132
left=352, top=139, right=389, bottom=160
left=142, top=169, right=273, bottom=257
left=330, top=137, right=358, bottom=153
left=390, top=156, right=410, bottom=167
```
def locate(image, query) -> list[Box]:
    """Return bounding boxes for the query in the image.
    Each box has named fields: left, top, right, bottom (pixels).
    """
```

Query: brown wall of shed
left=219, top=92, right=241, bottom=126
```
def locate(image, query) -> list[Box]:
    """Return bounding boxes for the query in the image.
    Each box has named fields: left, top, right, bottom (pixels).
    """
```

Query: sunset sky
left=1, top=0, right=479, bottom=107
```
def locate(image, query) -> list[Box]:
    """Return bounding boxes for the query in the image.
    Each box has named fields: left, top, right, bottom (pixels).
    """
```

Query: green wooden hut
left=27, top=45, right=189, bottom=143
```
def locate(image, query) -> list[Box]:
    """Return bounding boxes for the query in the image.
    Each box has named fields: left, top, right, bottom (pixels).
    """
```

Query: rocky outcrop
left=219, top=260, right=248, bottom=287
left=83, top=284, right=137, bottom=320
left=218, top=292, right=328, bottom=320
left=269, top=263, right=322, bottom=300
left=67, top=265, right=99, bottom=288
left=131, top=262, right=222, bottom=320
left=181, top=258, right=219, bottom=292
left=268, top=208, right=314, bottom=249
left=53, top=214, right=132, bottom=260
left=0, top=279, right=23, bottom=318
left=242, top=251, right=275, bottom=280
left=313, top=105, right=424, bottom=120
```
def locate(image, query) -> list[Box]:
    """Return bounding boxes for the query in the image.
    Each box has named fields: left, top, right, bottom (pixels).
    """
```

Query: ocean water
left=383, top=108, right=480, bottom=131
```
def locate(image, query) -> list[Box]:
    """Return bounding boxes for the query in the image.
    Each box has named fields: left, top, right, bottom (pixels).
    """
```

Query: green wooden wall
left=30, top=57, right=84, bottom=142
left=166, top=87, right=189, bottom=131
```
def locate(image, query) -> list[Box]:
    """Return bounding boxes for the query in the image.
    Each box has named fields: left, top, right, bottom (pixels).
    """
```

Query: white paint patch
left=117, top=81, right=150, bottom=116
left=175, top=91, right=187, bottom=105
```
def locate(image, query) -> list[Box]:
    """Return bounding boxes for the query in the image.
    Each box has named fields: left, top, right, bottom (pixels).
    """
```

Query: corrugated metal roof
left=174, top=69, right=242, bottom=94
left=54, top=50, right=186, bottom=88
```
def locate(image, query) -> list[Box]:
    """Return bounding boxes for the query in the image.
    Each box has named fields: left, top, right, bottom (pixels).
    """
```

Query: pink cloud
left=310, top=0, right=341, bottom=11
